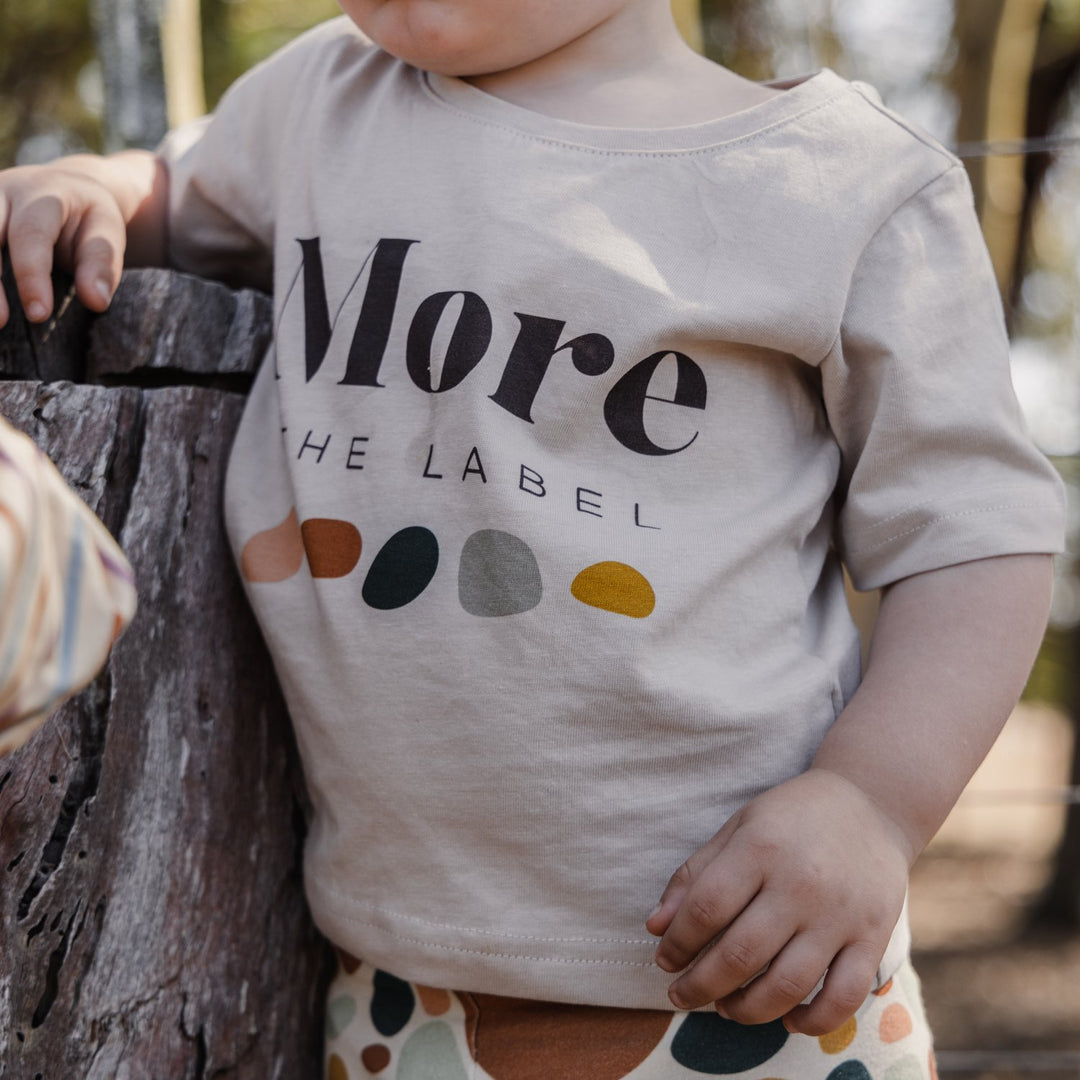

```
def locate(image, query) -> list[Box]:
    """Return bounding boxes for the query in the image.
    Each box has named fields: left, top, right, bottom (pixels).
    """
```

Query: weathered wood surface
left=0, top=260, right=272, bottom=386
left=0, top=264, right=334, bottom=1078
left=88, top=268, right=272, bottom=385
left=0, top=264, right=94, bottom=384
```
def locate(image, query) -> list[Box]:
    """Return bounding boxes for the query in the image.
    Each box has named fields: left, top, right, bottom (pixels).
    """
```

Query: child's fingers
left=665, top=898, right=797, bottom=1010
left=1, top=187, right=21, bottom=327
left=652, top=846, right=759, bottom=975
left=646, top=813, right=743, bottom=937
left=781, top=941, right=881, bottom=1037
left=71, top=203, right=125, bottom=312
left=711, top=933, right=833, bottom=1023
left=7, top=193, right=64, bottom=322
left=646, top=860, right=696, bottom=937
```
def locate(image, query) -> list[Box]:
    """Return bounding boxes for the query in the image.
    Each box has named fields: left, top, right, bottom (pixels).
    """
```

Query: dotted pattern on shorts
left=323, top=948, right=938, bottom=1080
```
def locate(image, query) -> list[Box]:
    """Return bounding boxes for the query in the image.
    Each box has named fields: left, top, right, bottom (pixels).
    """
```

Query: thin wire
left=936, top=1050, right=1080, bottom=1072
left=955, top=134, right=1080, bottom=158
left=957, top=785, right=1080, bottom=806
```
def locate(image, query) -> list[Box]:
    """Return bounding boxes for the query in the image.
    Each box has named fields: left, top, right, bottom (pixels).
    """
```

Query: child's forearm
left=812, top=553, right=1054, bottom=862
left=648, top=552, right=1054, bottom=1033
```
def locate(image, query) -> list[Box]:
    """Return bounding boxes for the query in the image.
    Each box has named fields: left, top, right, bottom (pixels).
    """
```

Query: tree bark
left=0, top=259, right=334, bottom=1078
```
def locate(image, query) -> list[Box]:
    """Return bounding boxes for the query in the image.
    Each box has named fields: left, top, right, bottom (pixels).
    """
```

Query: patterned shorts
left=324, top=949, right=937, bottom=1080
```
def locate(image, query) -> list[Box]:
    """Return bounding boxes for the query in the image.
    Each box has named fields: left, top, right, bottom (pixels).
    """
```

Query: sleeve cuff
left=840, top=484, right=1066, bottom=591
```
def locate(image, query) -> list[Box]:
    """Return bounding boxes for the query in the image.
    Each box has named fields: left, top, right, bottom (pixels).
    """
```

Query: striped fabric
left=0, top=416, right=137, bottom=757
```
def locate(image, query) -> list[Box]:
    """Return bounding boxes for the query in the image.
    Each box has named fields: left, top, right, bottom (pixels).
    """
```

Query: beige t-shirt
left=162, top=18, right=1065, bottom=1008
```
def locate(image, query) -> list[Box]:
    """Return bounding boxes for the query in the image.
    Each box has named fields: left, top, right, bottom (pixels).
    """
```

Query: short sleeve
left=822, top=163, right=1066, bottom=591
left=157, top=79, right=277, bottom=292
left=157, top=18, right=380, bottom=292
left=0, top=418, right=138, bottom=757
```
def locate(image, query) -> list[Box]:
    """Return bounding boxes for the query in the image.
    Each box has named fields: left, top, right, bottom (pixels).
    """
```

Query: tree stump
left=0, top=258, right=335, bottom=1079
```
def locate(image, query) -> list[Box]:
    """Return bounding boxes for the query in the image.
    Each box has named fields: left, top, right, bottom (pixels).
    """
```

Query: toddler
left=0, top=1, right=1066, bottom=1076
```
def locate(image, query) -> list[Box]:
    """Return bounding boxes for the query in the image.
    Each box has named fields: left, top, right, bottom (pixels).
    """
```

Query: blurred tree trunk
left=698, top=0, right=771, bottom=78
left=1037, top=680, right=1080, bottom=926
left=1013, top=17, right=1080, bottom=316
left=990, top=6, right=1080, bottom=929
left=161, top=0, right=206, bottom=127
left=0, top=260, right=334, bottom=1077
left=1000, top=9, right=1080, bottom=933
left=90, top=0, right=169, bottom=150
left=952, top=0, right=1048, bottom=309
left=89, top=0, right=207, bottom=148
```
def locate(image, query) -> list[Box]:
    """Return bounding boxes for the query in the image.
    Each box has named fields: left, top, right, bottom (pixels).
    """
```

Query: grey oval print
left=458, top=529, right=543, bottom=617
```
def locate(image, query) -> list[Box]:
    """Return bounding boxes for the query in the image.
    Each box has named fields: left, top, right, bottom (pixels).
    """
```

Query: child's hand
left=0, top=150, right=165, bottom=330
left=646, top=768, right=912, bottom=1035
left=0, top=161, right=127, bottom=328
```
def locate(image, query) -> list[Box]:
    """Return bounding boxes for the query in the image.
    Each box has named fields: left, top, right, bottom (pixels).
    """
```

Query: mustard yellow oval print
left=570, top=561, right=656, bottom=619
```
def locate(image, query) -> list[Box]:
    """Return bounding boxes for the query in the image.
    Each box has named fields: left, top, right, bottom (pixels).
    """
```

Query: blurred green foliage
left=0, top=0, right=339, bottom=167
left=1049, top=0, right=1080, bottom=36
left=0, top=0, right=100, bottom=165
left=201, top=0, right=339, bottom=109
left=1026, top=625, right=1071, bottom=704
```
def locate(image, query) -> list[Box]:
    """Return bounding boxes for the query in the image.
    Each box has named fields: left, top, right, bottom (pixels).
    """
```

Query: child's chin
left=390, top=37, right=513, bottom=77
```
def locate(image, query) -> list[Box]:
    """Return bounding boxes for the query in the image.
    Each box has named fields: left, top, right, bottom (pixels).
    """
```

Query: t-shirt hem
left=305, top=881, right=912, bottom=1011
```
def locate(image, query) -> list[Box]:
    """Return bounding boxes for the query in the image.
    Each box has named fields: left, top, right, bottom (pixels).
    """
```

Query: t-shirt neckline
left=420, top=67, right=846, bottom=153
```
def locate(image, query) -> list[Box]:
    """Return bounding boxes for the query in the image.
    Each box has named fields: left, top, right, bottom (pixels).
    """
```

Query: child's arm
left=647, top=551, right=1053, bottom=1035
left=0, top=150, right=167, bottom=329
